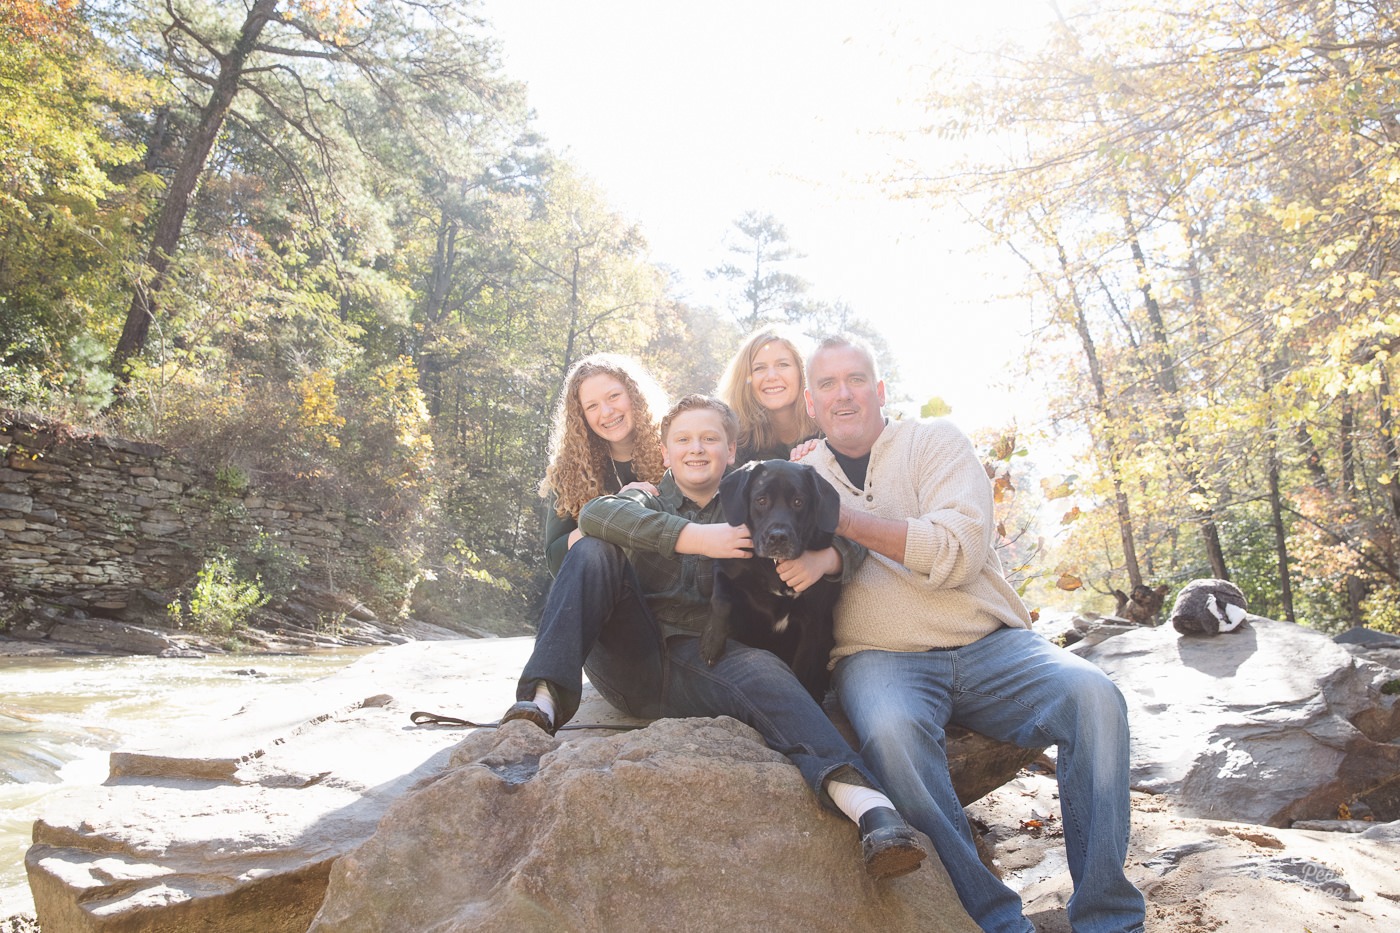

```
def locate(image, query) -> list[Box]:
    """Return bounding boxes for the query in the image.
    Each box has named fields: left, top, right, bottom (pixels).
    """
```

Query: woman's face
left=749, top=341, right=801, bottom=412
left=577, top=373, right=635, bottom=449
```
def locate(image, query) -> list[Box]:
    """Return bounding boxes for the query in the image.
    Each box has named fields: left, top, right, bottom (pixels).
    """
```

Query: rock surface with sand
left=15, top=616, right=1400, bottom=932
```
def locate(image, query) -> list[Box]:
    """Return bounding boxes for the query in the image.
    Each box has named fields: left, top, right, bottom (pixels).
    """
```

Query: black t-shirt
left=832, top=448, right=870, bottom=489
left=608, top=458, right=638, bottom=490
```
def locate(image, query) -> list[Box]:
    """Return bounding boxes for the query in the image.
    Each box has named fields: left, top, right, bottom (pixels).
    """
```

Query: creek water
left=0, top=648, right=375, bottom=918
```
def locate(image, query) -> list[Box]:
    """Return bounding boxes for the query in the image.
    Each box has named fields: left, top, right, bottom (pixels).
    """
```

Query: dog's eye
left=792, top=497, right=804, bottom=508
left=755, top=495, right=769, bottom=507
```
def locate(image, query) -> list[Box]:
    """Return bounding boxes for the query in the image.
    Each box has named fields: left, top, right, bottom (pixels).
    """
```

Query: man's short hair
left=661, top=394, right=739, bottom=444
left=810, top=334, right=882, bottom=382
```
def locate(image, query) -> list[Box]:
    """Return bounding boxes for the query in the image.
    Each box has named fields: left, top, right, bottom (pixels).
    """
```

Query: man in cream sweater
left=800, top=335, right=1145, bottom=933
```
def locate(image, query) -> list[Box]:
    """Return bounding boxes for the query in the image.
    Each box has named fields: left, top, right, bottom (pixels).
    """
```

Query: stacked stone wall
left=0, top=409, right=385, bottom=637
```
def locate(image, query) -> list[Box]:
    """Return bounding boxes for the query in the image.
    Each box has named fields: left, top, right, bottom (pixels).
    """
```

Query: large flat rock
left=1078, top=619, right=1400, bottom=826
left=25, top=637, right=1026, bottom=931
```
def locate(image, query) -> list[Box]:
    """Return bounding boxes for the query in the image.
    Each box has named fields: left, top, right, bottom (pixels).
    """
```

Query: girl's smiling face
left=577, top=374, right=635, bottom=450
left=749, top=340, right=801, bottom=412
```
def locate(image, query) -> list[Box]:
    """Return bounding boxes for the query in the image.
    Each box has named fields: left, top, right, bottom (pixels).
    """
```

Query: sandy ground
left=970, top=768, right=1400, bottom=932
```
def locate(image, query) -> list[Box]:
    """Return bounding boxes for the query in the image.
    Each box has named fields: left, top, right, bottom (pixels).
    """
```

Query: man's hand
left=775, top=547, right=840, bottom=593
left=677, top=522, right=753, bottom=559
left=835, top=504, right=907, bottom=566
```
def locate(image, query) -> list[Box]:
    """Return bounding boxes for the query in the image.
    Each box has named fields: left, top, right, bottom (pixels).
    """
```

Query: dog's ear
left=806, top=467, right=841, bottom=535
left=719, top=460, right=762, bottom=526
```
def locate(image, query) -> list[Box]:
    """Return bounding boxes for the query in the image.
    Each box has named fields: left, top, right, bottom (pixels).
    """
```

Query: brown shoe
left=859, top=807, right=926, bottom=880
left=501, top=700, right=555, bottom=735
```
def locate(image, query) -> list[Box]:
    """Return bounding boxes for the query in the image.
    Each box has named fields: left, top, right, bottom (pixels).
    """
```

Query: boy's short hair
left=661, top=394, right=739, bottom=444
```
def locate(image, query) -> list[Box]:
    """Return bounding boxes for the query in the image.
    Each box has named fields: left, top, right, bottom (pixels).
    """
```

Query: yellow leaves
left=371, top=357, right=433, bottom=462
left=988, top=430, right=1018, bottom=462
left=981, top=430, right=1023, bottom=504
left=1311, top=238, right=1358, bottom=271
left=1056, top=572, right=1084, bottom=592
left=297, top=368, right=345, bottom=449
left=1272, top=200, right=1318, bottom=233
left=1061, top=505, right=1082, bottom=525
left=287, top=0, right=367, bottom=38
left=921, top=395, right=953, bottom=418
left=1040, top=474, right=1075, bottom=500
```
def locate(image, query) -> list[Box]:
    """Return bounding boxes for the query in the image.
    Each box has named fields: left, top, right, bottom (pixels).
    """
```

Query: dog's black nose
left=759, top=527, right=803, bottom=560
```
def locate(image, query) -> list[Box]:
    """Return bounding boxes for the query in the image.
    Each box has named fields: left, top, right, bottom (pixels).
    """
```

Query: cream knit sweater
left=808, top=418, right=1032, bottom=662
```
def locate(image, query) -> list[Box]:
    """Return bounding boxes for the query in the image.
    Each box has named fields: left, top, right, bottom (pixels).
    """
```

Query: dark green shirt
left=542, top=459, right=637, bottom=577
left=579, top=471, right=865, bottom=640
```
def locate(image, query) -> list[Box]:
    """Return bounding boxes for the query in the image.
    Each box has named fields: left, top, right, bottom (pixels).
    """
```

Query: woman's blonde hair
left=539, top=353, right=668, bottom=519
left=716, top=326, right=819, bottom=453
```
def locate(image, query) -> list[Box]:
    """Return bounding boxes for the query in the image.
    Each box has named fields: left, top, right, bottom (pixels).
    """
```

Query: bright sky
left=477, top=0, right=1062, bottom=434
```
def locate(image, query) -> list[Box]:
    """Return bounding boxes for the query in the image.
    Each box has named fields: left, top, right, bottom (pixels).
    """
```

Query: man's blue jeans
left=833, top=627, right=1146, bottom=933
left=519, top=536, right=880, bottom=804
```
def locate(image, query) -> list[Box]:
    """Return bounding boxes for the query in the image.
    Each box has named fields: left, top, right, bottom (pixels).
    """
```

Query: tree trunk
left=1121, top=209, right=1229, bottom=579
left=111, top=0, right=279, bottom=375
left=1340, top=396, right=1366, bottom=626
left=1375, top=370, right=1400, bottom=530
left=1267, top=436, right=1296, bottom=622
left=1053, top=236, right=1142, bottom=588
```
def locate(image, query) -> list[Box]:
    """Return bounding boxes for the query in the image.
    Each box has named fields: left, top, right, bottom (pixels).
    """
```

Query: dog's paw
left=699, top=629, right=727, bottom=667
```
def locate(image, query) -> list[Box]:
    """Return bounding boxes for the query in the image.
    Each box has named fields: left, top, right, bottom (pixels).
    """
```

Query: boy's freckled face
left=663, top=409, right=735, bottom=500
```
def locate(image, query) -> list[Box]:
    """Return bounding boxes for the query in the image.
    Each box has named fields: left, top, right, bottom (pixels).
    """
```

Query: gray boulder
left=309, top=718, right=980, bottom=933
left=26, top=638, right=1023, bottom=931
left=1333, top=626, right=1400, bottom=649
left=1080, top=618, right=1400, bottom=826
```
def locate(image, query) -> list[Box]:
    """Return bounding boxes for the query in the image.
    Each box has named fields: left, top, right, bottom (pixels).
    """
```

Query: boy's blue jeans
left=834, top=627, right=1146, bottom=933
left=518, top=536, right=881, bottom=803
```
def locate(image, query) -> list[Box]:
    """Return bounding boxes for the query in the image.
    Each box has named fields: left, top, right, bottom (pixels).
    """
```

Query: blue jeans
left=833, top=627, right=1145, bottom=933
left=519, top=536, right=881, bottom=804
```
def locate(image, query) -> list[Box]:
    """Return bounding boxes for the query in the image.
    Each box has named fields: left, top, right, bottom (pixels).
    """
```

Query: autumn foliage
left=909, top=0, right=1400, bottom=631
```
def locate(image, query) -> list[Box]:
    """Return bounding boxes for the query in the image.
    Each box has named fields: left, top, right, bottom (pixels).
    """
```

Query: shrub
left=168, top=552, right=267, bottom=645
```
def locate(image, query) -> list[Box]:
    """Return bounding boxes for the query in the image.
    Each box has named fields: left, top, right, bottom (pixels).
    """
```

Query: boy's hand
left=618, top=481, right=659, bottom=496
left=566, top=528, right=585, bottom=548
left=677, top=521, right=753, bottom=559
left=775, top=547, right=840, bottom=593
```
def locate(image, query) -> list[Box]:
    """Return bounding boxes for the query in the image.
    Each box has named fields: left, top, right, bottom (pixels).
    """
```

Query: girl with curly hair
left=540, top=354, right=668, bottom=576
left=716, top=325, right=821, bottom=464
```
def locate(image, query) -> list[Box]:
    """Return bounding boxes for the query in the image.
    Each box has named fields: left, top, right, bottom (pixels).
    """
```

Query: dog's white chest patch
left=769, top=582, right=797, bottom=599
left=772, top=610, right=791, bottom=633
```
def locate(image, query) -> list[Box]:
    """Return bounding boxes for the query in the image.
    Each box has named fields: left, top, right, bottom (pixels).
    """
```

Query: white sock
left=532, top=684, right=556, bottom=726
left=827, top=781, right=895, bottom=824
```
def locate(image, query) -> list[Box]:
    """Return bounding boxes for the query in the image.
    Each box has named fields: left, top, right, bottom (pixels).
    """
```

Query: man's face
left=805, top=344, right=886, bottom=457
left=663, top=408, right=736, bottom=503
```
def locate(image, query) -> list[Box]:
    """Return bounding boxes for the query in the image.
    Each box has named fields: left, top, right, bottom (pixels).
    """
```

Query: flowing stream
left=0, top=649, right=375, bottom=918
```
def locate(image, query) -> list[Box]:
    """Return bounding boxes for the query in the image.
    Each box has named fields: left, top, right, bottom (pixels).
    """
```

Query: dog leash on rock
left=408, top=710, right=641, bottom=731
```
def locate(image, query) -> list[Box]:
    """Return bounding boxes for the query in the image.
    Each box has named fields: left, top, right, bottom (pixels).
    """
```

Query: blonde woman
left=716, top=326, right=820, bottom=464
left=540, top=354, right=668, bottom=576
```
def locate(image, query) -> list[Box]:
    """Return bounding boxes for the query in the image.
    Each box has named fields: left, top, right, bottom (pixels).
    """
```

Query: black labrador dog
left=700, top=459, right=842, bottom=701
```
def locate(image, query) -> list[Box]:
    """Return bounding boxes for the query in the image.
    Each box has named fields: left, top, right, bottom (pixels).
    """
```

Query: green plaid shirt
left=579, top=470, right=865, bottom=639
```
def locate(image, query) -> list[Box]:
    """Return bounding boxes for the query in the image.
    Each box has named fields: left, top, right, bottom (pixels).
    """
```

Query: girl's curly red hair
left=539, top=354, right=668, bottom=519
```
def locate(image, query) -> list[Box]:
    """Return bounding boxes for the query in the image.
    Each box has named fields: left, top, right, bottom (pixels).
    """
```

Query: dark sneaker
left=859, top=807, right=927, bottom=880
left=500, top=700, right=556, bottom=735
